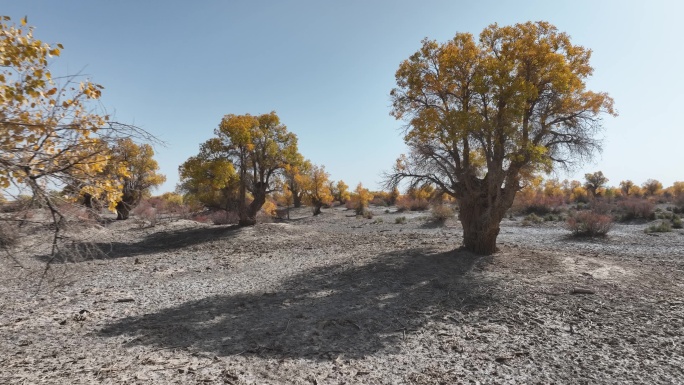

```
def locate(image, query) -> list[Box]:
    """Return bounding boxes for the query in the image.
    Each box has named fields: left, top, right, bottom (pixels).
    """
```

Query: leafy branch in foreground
left=1, top=16, right=160, bottom=263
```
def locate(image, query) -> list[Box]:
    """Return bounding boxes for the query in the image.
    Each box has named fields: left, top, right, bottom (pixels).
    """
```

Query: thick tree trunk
left=312, top=203, right=322, bottom=216
left=116, top=201, right=131, bottom=220
left=239, top=188, right=267, bottom=227
left=83, top=193, right=93, bottom=209
left=458, top=195, right=508, bottom=255
left=293, top=192, right=302, bottom=208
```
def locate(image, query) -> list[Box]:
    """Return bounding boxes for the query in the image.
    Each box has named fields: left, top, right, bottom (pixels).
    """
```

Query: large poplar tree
left=197, top=112, right=299, bottom=226
left=386, top=21, right=616, bottom=254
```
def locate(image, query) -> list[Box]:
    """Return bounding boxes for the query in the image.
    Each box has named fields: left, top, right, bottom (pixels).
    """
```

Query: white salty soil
left=1, top=206, right=683, bottom=384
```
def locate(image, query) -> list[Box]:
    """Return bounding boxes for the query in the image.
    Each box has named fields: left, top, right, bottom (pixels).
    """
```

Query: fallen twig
left=571, top=287, right=595, bottom=295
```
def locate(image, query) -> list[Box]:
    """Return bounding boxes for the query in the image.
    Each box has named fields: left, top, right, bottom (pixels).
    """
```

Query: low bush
left=656, top=211, right=674, bottom=220
left=544, top=213, right=565, bottom=222
left=567, top=211, right=613, bottom=237
left=430, top=204, right=454, bottom=222
left=209, top=210, right=239, bottom=225
left=395, top=216, right=407, bottom=224
left=517, top=195, right=565, bottom=216
left=672, top=216, right=683, bottom=229
left=645, top=221, right=672, bottom=233
left=132, top=201, right=158, bottom=226
left=370, top=196, right=389, bottom=207
left=522, top=213, right=544, bottom=226
left=618, top=198, right=655, bottom=221
left=396, top=196, right=430, bottom=212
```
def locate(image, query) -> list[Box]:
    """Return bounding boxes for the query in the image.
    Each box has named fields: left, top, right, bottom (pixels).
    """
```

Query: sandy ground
left=1, top=206, right=683, bottom=384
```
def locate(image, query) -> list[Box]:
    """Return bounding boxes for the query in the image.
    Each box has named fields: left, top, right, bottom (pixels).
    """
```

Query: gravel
left=1, top=206, right=683, bottom=384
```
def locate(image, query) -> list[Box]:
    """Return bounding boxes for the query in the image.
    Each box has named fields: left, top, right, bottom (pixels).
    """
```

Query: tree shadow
left=100, top=248, right=496, bottom=360
left=33, top=225, right=241, bottom=263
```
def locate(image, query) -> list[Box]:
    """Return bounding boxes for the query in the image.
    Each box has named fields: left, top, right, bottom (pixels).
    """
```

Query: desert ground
left=1, top=206, right=683, bottom=384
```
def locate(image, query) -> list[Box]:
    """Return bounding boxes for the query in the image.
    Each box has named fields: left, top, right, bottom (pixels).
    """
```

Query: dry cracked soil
left=1, top=206, right=683, bottom=384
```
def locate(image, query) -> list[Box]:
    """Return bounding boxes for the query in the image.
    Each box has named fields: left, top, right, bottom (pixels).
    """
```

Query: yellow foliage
left=628, top=185, right=644, bottom=198
left=670, top=181, right=684, bottom=198
left=355, top=183, right=374, bottom=211
left=301, top=164, right=333, bottom=209
left=261, top=200, right=277, bottom=216
left=336, top=180, right=351, bottom=203
left=388, top=21, right=615, bottom=246
left=178, top=155, right=239, bottom=210
left=619, top=180, right=636, bottom=196
left=407, top=184, right=435, bottom=201
left=641, top=179, right=663, bottom=196
left=543, top=179, right=564, bottom=198
left=161, top=192, right=183, bottom=206
left=0, top=16, right=151, bottom=213
left=570, top=186, right=589, bottom=203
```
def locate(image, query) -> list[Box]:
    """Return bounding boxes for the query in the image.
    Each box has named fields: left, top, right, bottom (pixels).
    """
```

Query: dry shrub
left=132, top=200, right=159, bottom=226
left=431, top=204, right=454, bottom=222
left=512, top=194, right=564, bottom=215
left=56, top=201, right=96, bottom=222
left=370, top=196, right=389, bottom=207
left=209, top=210, right=239, bottom=225
left=143, top=195, right=191, bottom=218
left=0, top=221, right=19, bottom=248
left=567, top=211, right=613, bottom=237
left=618, top=198, right=655, bottom=221
left=675, top=194, right=684, bottom=210
left=360, top=209, right=373, bottom=219
left=590, top=200, right=615, bottom=215
left=396, top=196, right=430, bottom=212
left=274, top=207, right=290, bottom=220
left=645, top=221, right=672, bottom=233
left=0, top=196, right=33, bottom=213
left=256, top=210, right=274, bottom=223
left=522, top=213, right=544, bottom=226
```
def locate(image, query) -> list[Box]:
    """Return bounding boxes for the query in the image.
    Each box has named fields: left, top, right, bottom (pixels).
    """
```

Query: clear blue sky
left=3, top=1, right=682, bottom=193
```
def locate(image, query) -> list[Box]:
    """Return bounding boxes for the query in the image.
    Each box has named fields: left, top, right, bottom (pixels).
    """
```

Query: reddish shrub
left=370, top=196, right=389, bottom=207
left=618, top=198, right=655, bottom=221
left=209, top=210, right=239, bottom=225
left=132, top=201, right=158, bottom=226
left=431, top=204, right=455, bottom=222
left=513, top=194, right=564, bottom=215
left=396, top=196, right=430, bottom=212
left=567, top=211, right=613, bottom=237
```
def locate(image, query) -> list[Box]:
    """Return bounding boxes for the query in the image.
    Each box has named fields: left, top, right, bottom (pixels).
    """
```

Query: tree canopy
left=0, top=16, right=155, bottom=217
left=106, top=138, right=166, bottom=219
left=386, top=21, right=616, bottom=254
left=185, top=112, right=300, bottom=225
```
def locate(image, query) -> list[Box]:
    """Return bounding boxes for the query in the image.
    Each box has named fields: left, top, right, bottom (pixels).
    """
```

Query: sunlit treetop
left=0, top=16, right=155, bottom=211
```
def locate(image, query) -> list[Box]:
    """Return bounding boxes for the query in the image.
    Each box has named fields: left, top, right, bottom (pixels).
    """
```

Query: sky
left=3, top=1, right=683, bottom=194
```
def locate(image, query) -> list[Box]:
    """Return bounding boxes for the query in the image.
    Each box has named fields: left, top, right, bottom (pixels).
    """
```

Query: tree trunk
left=458, top=196, right=507, bottom=255
left=116, top=201, right=131, bottom=220
left=293, top=192, right=302, bottom=208
left=312, top=203, right=322, bottom=216
left=83, top=193, right=93, bottom=209
left=239, top=187, right=267, bottom=226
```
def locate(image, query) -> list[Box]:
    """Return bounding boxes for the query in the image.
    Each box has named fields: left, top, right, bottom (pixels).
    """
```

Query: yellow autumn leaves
left=1, top=16, right=160, bottom=212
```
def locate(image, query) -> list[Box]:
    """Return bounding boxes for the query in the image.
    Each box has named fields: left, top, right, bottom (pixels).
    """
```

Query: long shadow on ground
left=34, top=225, right=241, bottom=263
left=100, top=248, right=496, bottom=359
